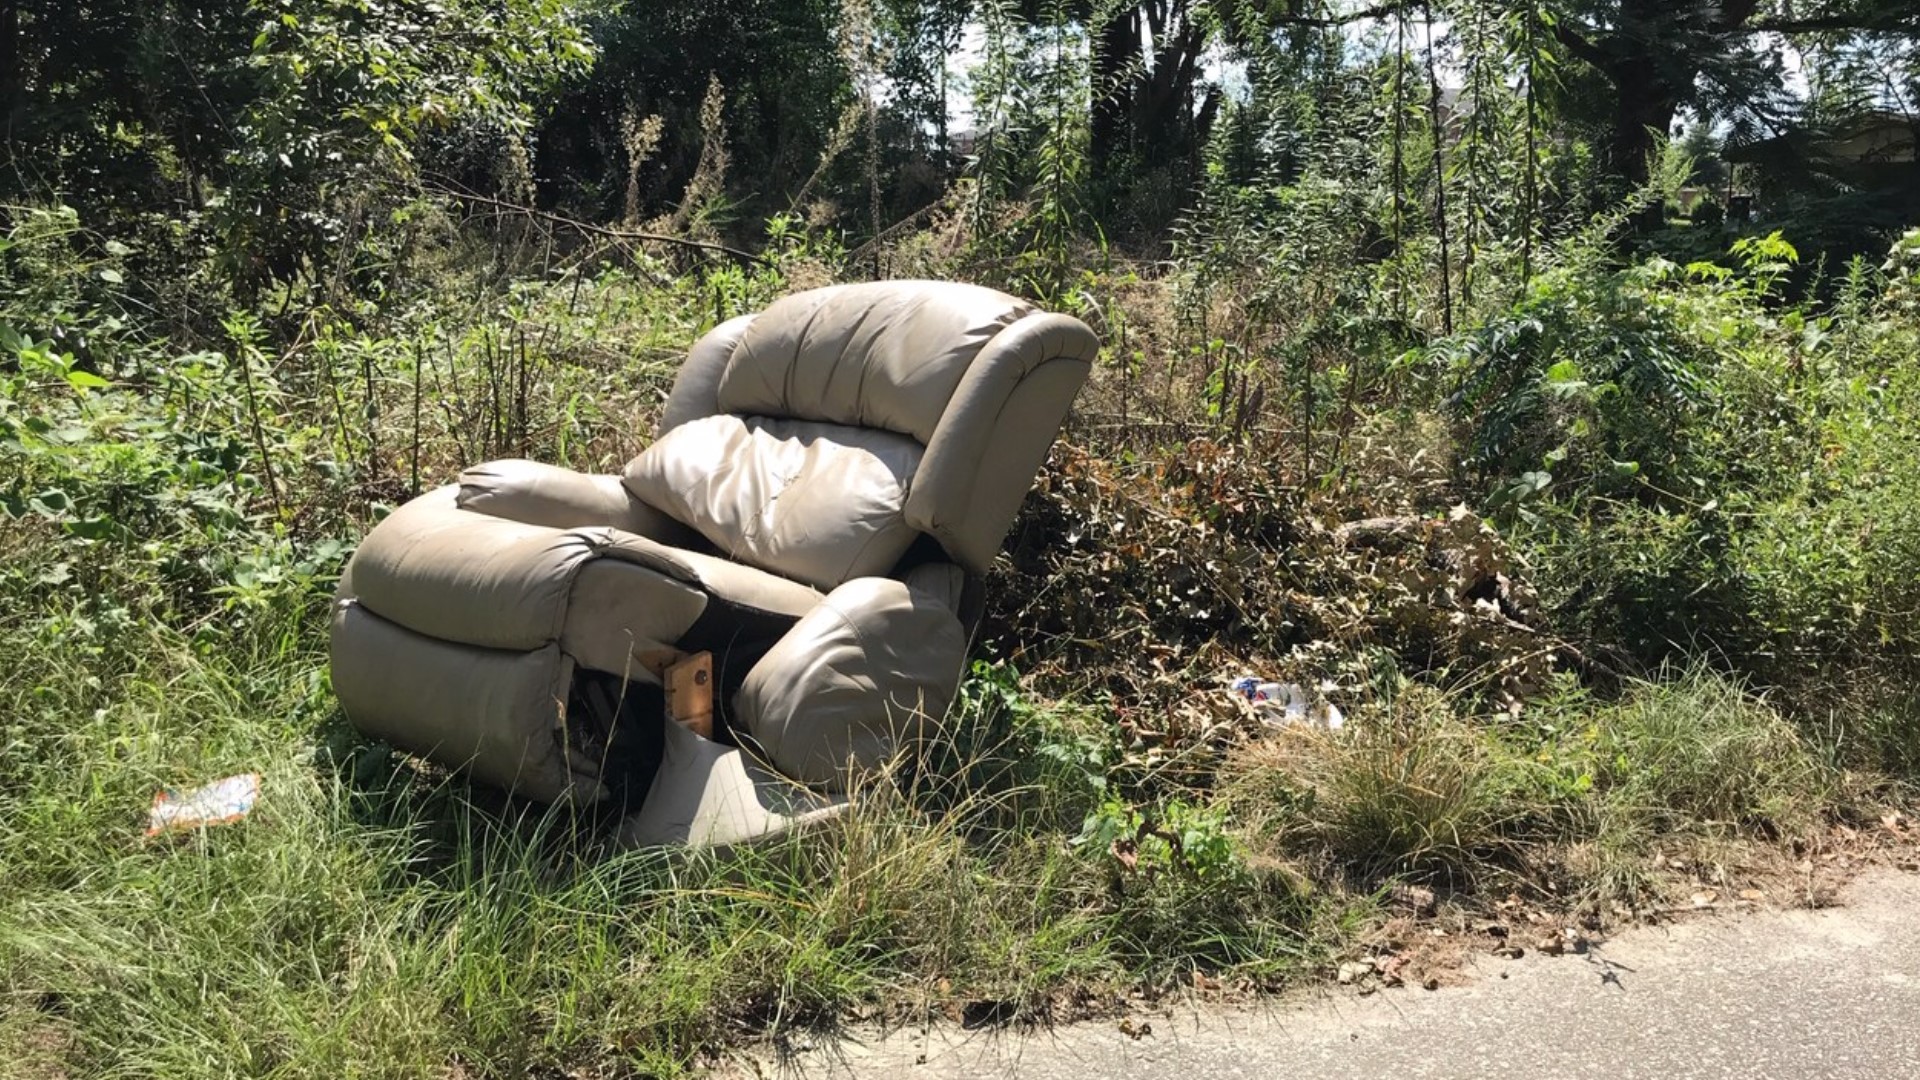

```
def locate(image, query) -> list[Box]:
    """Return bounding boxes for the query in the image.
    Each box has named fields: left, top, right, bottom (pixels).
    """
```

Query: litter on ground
left=146, top=773, right=260, bottom=836
left=1233, top=677, right=1346, bottom=730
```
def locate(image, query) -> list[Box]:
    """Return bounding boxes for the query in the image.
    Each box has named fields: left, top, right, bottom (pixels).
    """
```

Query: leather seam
left=834, top=302, right=879, bottom=426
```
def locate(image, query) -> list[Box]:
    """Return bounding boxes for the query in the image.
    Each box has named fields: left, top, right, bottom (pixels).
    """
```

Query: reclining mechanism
left=330, top=281, right=1098, bottom=846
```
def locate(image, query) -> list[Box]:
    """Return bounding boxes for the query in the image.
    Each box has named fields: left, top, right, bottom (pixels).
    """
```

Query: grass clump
left=1222, top=689, right=1521, bottom=887
left=1579, top=671, right=1831, bottom=840
left=1220, top=668, right=1839, bottom=906
left=1531, top=670, right=1837, bottom=900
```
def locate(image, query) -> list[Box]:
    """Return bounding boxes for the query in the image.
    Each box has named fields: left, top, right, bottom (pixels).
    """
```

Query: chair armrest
left=457, top=458, right=703, bottom=546
left=730, top=573, right=969, bottom=792
left=593, top=529, right=824, bottom=621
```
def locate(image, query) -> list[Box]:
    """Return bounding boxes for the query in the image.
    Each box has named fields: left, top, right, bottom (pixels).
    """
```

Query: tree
left=1078, top=0, right=1366, bottom=225
left=1088, top=0, right=1218, bottom=183
left=3, top=0, right=592, bottom=288
left=0, top=2, right=258, bottom=208
left=1547, top=0, right=1920, bottom=186
left=1678, top=122, right=1727, bottom=190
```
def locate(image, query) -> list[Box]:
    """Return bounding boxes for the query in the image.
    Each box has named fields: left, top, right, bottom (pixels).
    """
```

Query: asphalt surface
left=742, top=866, right=1920, bottom=1079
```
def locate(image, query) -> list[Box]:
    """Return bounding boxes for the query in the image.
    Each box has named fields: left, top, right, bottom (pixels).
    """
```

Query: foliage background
left=3, top=1, right=1918, bottom=1075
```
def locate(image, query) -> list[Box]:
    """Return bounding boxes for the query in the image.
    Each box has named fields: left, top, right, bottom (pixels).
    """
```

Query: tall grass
left=1221, top=668, right=1840, bottom=904
left=0, top=601, right=1342, bottom=1077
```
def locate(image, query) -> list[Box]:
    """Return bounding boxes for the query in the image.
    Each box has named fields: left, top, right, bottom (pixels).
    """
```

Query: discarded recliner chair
left=330, top=281, right=1097, bottom=846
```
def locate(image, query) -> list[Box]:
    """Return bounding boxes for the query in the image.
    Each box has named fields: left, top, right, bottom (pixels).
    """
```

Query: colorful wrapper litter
left=146, top=773, right=261, bottom=836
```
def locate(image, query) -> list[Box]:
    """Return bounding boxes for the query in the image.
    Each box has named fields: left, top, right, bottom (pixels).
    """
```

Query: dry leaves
left=986, top=442, right=1561, bottom=714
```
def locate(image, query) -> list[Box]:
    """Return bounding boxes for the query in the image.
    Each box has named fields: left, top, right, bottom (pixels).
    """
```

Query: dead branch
left=422, top=179, right=769, bottom=266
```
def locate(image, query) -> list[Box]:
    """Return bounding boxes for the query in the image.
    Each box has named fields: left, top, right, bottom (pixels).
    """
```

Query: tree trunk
left=0, top=1, right=19, bottom=120
left=1090, top=7, right=1138, bottom=170
left=1609, top=53, right=1680, bottom=188
left=1091, top=1, right=1213, bottom=171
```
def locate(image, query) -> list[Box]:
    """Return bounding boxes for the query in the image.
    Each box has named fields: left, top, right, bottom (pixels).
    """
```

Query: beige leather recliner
left=330, top=281, right=1097, bottom=846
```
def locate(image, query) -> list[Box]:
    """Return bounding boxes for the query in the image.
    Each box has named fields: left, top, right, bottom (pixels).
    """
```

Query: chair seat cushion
left=623, top=414, right=924, bottom=592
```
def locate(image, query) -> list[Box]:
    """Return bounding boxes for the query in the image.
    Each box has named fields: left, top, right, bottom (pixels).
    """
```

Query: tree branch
left=1550, top=19, right=1613, bottom=73
left=1264, top=2, right=1411, bottom=30
left=1712, top=0, right=1765, bottom=34
left=1749, top=13, right=1920, bottom=35
left=422, top=178, right=768, bottom=266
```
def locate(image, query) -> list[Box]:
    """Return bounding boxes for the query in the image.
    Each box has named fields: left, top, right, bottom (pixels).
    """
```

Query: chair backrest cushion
left=623, top=414, right=923, bottom=591
left=652, top=279, right=1099, bottom=576
left=713, top=281, right=1034, bottom=444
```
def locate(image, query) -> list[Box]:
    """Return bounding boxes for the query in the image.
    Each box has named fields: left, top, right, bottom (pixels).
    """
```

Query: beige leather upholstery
left=594, top=529, right=823, bottom=618
left=331, top=601, right=593, bottom=803
left=559, top=559, right=708, bottom=677
left=661, top=281, right=1097, bottom=575
left=659, top=313, right=757, bottom=434
left=906, top=312, right=1101, bottom=571
left=624, top=415, right=925, bottom=591
left=333, top=484, right=821, bottom=804
left=348, top=485, right=598, bottom=652
left=331, top=280, right=1095, bottom=845
left=620, top=719, right=848, bottom=848
left=713, top=283, right=1034, bottom=443
left=458, top=458, right=703, bottom=544
left=345, top=485, right=819, bottom=654
left=733, top=574, right=969, bottom=789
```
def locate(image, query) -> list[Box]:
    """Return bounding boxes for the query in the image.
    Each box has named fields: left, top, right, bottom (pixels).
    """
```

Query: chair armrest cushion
left=905, top=312, right=1095, bottom=573
left=457, top=458, right=703, bottom=546
left=732, top=573, right=968, bottom=790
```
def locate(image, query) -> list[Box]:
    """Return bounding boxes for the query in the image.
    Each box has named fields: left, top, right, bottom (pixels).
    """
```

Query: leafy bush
left=1425, top=231, right=1920, bottom=765
left=989, top=440, right=1553, bottom=712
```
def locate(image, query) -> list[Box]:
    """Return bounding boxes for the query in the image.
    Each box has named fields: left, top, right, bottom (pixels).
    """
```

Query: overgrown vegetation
left=4, top=1, right=1919, bottom=1076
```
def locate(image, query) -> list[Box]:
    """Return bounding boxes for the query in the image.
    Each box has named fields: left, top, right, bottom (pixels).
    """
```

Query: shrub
left=1431, top=230, right=1920, bottom=763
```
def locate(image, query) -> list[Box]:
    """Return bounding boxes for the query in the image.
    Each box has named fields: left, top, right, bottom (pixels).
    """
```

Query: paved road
left=743, top=867, right=1920, bottom=1079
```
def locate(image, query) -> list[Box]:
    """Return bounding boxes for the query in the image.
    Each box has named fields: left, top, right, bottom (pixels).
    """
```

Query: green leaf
left=29, top=490, right=72, bottom=514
